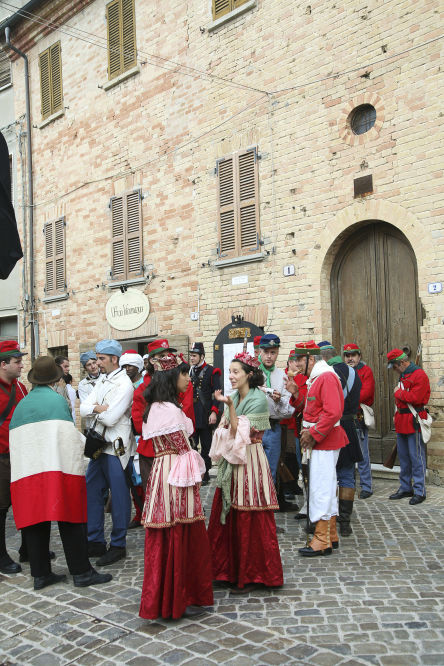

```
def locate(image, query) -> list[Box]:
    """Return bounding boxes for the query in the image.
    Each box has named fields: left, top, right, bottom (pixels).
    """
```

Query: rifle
left=383, top=342, right=422, bottom=469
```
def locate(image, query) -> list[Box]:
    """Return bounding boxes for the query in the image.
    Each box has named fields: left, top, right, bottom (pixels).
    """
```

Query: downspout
left=5, top=27, right=35, bottom=361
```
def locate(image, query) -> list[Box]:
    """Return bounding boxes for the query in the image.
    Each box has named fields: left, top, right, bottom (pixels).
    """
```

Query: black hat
left=190, top=342, right=205, bottom=355
left=28, top=356, right=64, bottom=385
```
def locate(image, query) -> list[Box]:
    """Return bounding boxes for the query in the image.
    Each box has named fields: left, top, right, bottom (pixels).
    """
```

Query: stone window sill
left=214, top=252, right=265, bottom=268
left=42, top=292, right=69, bottom=303
left=108, top=276, right=147, bottom=290
left=38, top=109, right=65, bottom=130
left=102, top=66, right=140, bottom=91
left=207, top=0, right=257, bottom=31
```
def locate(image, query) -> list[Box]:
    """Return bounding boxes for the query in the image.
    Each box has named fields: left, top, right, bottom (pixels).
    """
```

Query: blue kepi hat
left=259, top=333, right=281, bottom=349
left=95, top=339, right=122, bottom=358
left=80, top=350, right=97, bottom=367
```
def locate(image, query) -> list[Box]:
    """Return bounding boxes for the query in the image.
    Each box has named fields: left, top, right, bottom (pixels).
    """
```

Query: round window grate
left=350, top=104, right=377, bottom=135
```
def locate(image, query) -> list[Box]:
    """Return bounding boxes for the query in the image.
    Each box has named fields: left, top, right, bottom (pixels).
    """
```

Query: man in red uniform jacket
left=387, top=348, right=430, bottom=505
left=344, top=343, right=375, bottom=499
left=286, top=341, right=347, bottom=557
left=131, top=339, right=195, bottom=522
left=285, top=351, right=309, bottom=514
left=0, top=341, right=28, bottom=574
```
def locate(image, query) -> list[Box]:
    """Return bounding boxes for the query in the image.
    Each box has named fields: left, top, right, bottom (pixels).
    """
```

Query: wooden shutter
left=110, top=190, right=142, bottom=280
left=217, top=157, right=237, bottom=259
left=111, top=196, right=125, bottom=277
left=45, top=222, right=54, bottom=293
left=122, top=0, right=137, bottom=72
left=126, top=190, right=142, bottom=278
left=50, top=42, right=63, bottom=114
left=39, top=48, right=51, bottom=120
left=212, top=0, right=232, bottom=20
left=238, top=149, right=259, bottom=253
left=107, top=0, right=122, bottom=80
left=54, top=218, right=65, bottom=291
left=0, top=50, right=11, bottom=89
left=217, top=149, right=260, bottom=259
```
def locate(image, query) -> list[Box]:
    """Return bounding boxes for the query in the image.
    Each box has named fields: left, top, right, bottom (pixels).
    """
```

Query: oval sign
left=106, top=288, right=150, bottom=331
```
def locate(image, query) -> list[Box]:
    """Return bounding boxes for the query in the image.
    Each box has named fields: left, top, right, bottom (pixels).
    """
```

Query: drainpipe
left=5, top=27, right=35, bottom=361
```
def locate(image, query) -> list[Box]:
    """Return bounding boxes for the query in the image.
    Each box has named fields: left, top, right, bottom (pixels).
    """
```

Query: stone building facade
left=1, top=0, right=443, bottom=476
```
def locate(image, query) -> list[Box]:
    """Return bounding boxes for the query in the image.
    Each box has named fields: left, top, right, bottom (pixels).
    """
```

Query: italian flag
left=9, top=385, right=87, bottom=530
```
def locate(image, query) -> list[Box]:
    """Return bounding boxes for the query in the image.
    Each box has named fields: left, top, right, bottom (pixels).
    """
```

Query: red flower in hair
left=233, top=352, right=261, bottom=369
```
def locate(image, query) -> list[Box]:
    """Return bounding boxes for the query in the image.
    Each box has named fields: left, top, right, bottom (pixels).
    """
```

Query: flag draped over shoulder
left=9, top=384, right=87, bottom=529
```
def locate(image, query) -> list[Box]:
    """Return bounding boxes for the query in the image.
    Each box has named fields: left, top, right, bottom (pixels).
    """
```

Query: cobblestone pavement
left=2, top=476, right=444, bottom=666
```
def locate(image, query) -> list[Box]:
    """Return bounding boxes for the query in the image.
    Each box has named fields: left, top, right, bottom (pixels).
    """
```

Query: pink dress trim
left=167, top=449, right=206, bottom=487
left=142, top=402, right=194, bottom=440
left=209, top=415, right=251, bottom=465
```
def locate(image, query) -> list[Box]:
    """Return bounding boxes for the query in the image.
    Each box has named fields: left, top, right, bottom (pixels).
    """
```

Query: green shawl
left=216, top=388, right=270, bottom=524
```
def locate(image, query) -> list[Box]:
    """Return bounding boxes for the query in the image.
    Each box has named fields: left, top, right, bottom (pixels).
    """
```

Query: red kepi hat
left=253, top=336, right=262, bottom=349
left=0, top=340, right=27, bottom=359
left=387, top=348, right=408, bottom=369
left=343, top=343, right=361, bottom=354
left=293, top=340, right=321, bottom=356
left=147, top=339, right=177, bottom=358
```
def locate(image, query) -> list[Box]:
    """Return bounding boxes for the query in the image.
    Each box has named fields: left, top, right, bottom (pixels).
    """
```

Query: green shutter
left=107, top=0, right=122, bottom=80
left=50, top=42, right=63, bottom=114
left=122, top=0, right=137, bottom=72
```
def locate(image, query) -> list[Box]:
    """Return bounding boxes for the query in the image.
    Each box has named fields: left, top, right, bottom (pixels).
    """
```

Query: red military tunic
left=356, top=363, right=375, bottom=407
left=0, top=377, right=27, bottom=455
left=394, top=365, right=430, bottom=435
left=302, top=370, right=348, bottom=450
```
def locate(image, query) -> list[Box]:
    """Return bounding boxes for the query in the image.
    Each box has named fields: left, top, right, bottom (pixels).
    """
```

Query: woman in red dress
left=139, top=353, right=213, bottom=619
left=208, top=352, right=283, bottom=594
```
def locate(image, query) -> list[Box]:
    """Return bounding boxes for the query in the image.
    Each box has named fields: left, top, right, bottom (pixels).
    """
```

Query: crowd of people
left=0, top=332, right=431, bottom=619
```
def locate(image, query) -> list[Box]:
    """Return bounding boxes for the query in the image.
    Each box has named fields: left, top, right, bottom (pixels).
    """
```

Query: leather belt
left=269, top=418, right=280, bottom=427
left=341, top=414, right=358, bottom=421
left=398, top=407, right=424, bottom=414
left=0, top=452, right=10, bottom=459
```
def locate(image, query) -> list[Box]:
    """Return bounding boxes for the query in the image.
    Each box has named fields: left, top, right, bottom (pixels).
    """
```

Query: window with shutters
left=212, top=0, right=251, bottom=22
left=217, top=148, right=260, bottom=260
left=110, top=189, right=143, bottom=281
left=45, top=217, right=66, bottom=295
left=39, top=42, right=63, bottom=121
left=106, top=0, right=137, bottom=81
left=0, top=50, right=11, bottom=90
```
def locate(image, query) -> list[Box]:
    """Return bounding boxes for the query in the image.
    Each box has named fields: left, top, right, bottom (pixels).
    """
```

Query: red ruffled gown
left=208, top=416, right=283, bottom=589
left=139, top=404, right=213, bottom=619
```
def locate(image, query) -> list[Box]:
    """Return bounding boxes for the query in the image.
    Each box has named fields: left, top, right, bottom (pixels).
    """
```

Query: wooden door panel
left=331, top=222, right=421, bottom=464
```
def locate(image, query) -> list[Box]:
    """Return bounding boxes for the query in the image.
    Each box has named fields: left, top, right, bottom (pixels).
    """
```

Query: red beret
left=148, top=339, right=177, bottom=357
left=387, top=348, right=407, bottom=368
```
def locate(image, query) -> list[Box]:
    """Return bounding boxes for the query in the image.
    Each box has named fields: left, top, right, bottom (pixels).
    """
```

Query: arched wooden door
left=331, top=222, right=422, bottom=464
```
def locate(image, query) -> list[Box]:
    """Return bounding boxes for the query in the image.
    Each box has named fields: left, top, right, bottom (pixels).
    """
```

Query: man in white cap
left=80, top=340, right=135, bottom=567
left=120, top=350, right=144, bottom=390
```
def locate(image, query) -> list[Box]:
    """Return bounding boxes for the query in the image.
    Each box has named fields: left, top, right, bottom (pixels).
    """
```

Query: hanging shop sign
left=105, top=288, right=150, bottom=331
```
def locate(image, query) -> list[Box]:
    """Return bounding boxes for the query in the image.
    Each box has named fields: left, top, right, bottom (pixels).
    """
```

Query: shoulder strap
left=0, top=384, right=17, bottom=428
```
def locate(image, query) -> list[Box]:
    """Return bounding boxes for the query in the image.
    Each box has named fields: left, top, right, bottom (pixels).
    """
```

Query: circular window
left=351, top=104, right=377, bottom=135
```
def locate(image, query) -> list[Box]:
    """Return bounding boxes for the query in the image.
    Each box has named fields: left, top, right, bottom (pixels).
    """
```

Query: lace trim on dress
left=143, top=424, right=190, bottom=440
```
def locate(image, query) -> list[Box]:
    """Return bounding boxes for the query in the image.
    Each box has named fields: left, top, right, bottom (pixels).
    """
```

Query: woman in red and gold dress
left=139, top=353, right=213, bottom=620
left=208, top=352, right=283, bottom=594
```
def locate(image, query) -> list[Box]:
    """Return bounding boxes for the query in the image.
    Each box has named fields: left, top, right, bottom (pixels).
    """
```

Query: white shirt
left=262, top=366, right=295, bottom=421
left=78, top=373, right=103, bottom=429
left=79, top=367, right=135, bottom=468
left=66, top=384, right=77, bottom=425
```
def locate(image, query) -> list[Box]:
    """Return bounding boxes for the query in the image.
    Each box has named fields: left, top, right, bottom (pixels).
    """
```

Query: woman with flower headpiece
left=139, top=352, right=213, bottom=620
left=208, top=352, right=283, bottom=594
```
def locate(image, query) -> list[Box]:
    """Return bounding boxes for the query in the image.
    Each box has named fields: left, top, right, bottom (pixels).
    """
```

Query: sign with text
left=106, top=288, right=150, bottom=331
left=428, top=282, right=442, bottom=294
left=232, top=275, right=248, bottom=285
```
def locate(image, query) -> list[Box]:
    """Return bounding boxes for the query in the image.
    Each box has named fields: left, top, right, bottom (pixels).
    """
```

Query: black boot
left=338, top=487, right=355, bottom=537
left=73, top=567, right=113, bottom=587
left=34, top=572, right=67, bottom=590
left=0, top=512, right=21, bottom=574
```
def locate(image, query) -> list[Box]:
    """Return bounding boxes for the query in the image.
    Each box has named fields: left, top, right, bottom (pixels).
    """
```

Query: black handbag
left=84, top=424, right=107, bottom=460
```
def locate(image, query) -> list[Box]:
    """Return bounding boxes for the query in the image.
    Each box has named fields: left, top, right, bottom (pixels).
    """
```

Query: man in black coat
left=318, top=342, right=363, bottom=537
left=189, top=342, right=221, bottom=485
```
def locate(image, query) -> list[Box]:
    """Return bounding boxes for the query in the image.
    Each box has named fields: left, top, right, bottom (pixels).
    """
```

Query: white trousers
left=309, top=449, right=340, bottom=523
